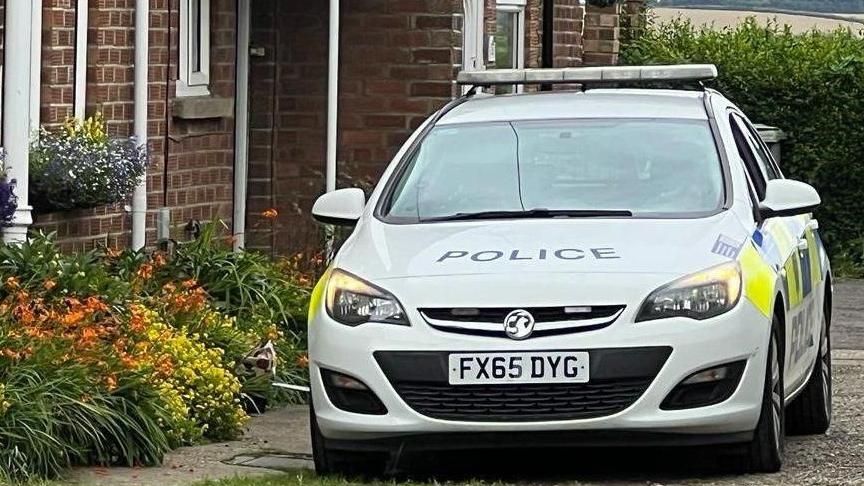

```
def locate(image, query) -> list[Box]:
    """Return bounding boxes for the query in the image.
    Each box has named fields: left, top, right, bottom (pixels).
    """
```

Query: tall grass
left=0, top=363, right=169, bottom=481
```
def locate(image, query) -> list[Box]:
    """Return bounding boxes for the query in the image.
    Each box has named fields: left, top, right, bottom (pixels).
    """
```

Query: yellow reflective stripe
left=767, top=219, right=794, bottom=256
left=784, top=256, right=802, bottom=308
left=740, top=243, right=774, bottom=317
left=805, top=228, right=821, bottom=288
left=308, top=267, right=332, bottom=323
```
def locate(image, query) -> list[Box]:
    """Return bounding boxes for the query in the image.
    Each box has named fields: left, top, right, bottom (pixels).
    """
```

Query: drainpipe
left=326, top=0, right=339, bottom=193
left=2, top=0, right=35, bottom=244
left=131, top=0, right=149, bottom=250
left=233, top=0, right=251, bottom=251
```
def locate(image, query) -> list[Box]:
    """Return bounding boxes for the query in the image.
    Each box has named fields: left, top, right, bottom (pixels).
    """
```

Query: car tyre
left=744, top=316, right=785, bottom=473
left=309, top=400, right=386, bottom=478
left=787, top=311, right=832, bottom=435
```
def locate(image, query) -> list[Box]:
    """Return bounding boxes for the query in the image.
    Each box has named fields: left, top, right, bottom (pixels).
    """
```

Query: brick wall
left=246, top=0, right=462, bottom=256
left=526, top=0, right=542, bottom=69
left=41, top=1, right=75, bottom=127
left=32, top=0, right=237, bottom=252
left=583, top=1, right=621, bottom=66
left=552, top=0, right=584, bottom=67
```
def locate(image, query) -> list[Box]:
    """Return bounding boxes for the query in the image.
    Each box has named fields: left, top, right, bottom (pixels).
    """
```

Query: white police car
left=307, top=65, right=833, bottom=475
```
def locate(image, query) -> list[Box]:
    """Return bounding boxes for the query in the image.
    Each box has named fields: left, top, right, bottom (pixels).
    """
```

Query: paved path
left=834, top=280, right=864, bottom=350
left=66, top=281, right=864, bottom=485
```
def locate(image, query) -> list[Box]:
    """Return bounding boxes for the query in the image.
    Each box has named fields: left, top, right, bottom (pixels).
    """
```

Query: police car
left=307, top=65, right=833, bottom=475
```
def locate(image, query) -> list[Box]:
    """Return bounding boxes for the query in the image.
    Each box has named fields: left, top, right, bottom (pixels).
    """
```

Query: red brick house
left=0, top=0, right=642, bottom=255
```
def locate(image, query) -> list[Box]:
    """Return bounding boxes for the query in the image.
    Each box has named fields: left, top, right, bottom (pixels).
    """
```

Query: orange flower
left=136, top=263, right=154, bottom=280
left=152, top=253, right=167, bottom=268
left=105, top=375, right=118, bottom=392
left=181, top=279, right=198, bottom=289
left=261, top=208, right=279, bottom=220
left=61, top=310, right=86, bottom=326
left=79, top=328, right=99, bottom=345
left=1, top=348, right=18, bottom=359
left=4, top=277, right=19, bottom=290
left=43, top=279, right=56, bottom=291
left=296, top=353, right=310, bottom=369
left=83, top=297, right=108, bottom=313
left=105, top=247, right=122, bottom=259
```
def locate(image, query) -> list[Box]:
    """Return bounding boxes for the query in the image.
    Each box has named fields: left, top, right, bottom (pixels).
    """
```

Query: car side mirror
left=759, top=179, right=821, bottom=219
left=312, top=188, right=366, bottom=226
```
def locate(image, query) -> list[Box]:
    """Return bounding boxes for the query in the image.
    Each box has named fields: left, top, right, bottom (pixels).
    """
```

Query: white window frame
left=495, top=0, right=526, bottom=92
left=178, top=0, right=211, bottom=97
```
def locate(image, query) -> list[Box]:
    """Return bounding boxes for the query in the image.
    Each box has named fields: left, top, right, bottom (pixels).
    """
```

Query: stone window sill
left=172, top=96, right=234, bottom=120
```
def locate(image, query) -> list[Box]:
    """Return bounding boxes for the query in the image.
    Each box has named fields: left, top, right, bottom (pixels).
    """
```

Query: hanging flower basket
left=29, top=114, right=148, bottom=213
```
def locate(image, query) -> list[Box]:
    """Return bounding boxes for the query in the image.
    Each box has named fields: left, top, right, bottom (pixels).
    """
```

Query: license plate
left=448, top=351, right=590, bottom=385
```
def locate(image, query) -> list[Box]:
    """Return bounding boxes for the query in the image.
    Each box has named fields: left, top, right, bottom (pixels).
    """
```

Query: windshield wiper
left=422, top=208, right=633, bottom=222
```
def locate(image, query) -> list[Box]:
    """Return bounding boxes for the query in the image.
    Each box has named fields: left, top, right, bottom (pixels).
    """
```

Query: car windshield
left=380, top=118, right=725, bottom=223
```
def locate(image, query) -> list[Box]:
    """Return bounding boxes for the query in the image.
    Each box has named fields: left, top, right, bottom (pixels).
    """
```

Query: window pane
left=385, top=119, right=725, bottom=222
left=191, top=0, right=202, bottom=73
left=494, top=10, right=519, bottom=94
left=495, top=11, right=517, bottom=69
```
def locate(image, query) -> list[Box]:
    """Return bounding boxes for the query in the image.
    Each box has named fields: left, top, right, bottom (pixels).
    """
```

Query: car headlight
left=325, top=269, right=409, bottom=326
left=636, top=262, right=742, bottom=322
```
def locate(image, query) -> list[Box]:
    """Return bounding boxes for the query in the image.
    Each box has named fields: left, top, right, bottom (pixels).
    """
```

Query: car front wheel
left=744, top=316, right=785, bottom=473
left=787, top=310, right=832, bottom=435
left=309, top=400, right=386, bottom=477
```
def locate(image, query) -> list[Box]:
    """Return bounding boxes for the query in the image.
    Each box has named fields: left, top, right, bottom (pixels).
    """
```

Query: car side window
left=731, top=114, right=781, bottom=181
left=729, top=114, right=767, bottom=201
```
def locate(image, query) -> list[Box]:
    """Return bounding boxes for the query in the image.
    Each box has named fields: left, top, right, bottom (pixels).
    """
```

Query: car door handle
left=797, top=238, right=809, bottom=251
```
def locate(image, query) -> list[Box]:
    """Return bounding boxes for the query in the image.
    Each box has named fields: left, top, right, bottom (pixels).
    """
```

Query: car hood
left=336, top=211, right=750, bottom=281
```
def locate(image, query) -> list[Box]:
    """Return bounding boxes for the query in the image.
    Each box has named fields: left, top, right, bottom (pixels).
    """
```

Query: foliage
left=29, top=114, right=148, bottom=213
left=0, top=229, right=314, bottom=481
left=154, top=222, right=313, bottom=401
left=649, top=0, right=864, bottom=13
left=0, top=150, right=18, bottom=226
left=621, top=18, right=864, bottom=274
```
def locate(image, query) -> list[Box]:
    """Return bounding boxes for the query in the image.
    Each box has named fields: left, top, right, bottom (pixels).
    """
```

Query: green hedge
left=648, top=1, right=864, bottom=13
left=622, top=18, right=864, bottom=274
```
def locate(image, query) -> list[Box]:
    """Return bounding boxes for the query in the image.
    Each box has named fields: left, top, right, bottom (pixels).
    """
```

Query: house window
left=495, top=0, right=526, bottom=93
left=178, top=0, right=210, bottom=97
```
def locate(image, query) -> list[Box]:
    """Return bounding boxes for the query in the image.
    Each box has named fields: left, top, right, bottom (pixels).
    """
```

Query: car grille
left=375, top=347, right=671, bottom=423
left=393, top=378, right=652, bottom=422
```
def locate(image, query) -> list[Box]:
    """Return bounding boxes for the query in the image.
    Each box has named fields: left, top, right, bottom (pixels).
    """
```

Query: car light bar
left=456, top=64, right=718, bottom=86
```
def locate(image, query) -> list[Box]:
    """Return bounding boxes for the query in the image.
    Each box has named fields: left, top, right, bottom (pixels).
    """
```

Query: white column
left=131, top=0, right=149, bottom=250
left=325, top=0, right=340, bottom=193
left=3, top=0, right=35, bottom=244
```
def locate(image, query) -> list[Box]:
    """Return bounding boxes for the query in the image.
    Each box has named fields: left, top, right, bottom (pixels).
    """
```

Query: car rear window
left=380, top=118, right=725, bottom=223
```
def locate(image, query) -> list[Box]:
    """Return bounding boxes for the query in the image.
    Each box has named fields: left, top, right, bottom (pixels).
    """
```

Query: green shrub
left=0, top=359, right=169, bottom=482
left=0, top=230, right=313, bottom=481
left=622, top=18, right=864, bottom=273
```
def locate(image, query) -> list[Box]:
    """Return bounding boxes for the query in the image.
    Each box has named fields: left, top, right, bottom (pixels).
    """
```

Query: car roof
left=438, top=89, right=710, bottom=125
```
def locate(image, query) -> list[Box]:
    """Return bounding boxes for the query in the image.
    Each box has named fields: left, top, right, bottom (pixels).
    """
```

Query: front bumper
left=309, top=292, right=770, bottom=445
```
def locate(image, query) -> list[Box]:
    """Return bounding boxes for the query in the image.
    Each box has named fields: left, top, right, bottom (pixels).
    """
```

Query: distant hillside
left=650, top=0, right=864, bottom=13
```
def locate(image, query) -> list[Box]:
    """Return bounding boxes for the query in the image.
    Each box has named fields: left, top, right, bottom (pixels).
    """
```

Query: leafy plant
left=29, top=113, right=148, bottom=212
left=622, top=18, right=864, bottom=275
left=0, top=149, right=17, bottom=225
